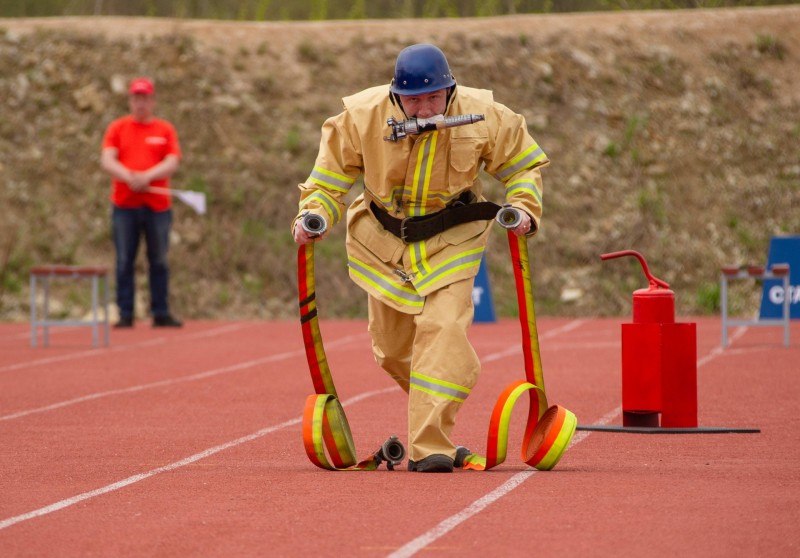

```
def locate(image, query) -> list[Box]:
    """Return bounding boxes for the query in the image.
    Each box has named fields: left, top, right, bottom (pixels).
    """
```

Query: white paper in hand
left=147, top=187, right=207, bottom=215
left=174, top=190, right=207, bottom=215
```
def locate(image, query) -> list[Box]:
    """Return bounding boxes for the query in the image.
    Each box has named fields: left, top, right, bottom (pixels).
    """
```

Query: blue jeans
left=112, top=206, right=173, bottom=319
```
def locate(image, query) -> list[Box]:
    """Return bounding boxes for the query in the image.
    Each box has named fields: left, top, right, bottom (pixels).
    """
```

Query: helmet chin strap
left=445, top=84, right=456, bottom=109
left=388, top=81, right=409, bottom=118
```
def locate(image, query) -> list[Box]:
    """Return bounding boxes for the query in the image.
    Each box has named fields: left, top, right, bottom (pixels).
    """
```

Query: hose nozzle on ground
left=375, top=436, right=406, bottom=470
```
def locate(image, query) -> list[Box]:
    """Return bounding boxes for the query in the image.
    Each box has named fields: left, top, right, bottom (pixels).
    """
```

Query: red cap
left=128, top=77, right=155, bottom=95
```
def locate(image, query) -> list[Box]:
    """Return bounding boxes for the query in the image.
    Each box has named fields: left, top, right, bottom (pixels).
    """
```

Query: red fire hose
left=297, top=210, right=576, bottom=471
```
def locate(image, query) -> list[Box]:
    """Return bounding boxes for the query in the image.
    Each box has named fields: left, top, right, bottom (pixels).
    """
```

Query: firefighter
left=293, top=43, right=548, bottom=472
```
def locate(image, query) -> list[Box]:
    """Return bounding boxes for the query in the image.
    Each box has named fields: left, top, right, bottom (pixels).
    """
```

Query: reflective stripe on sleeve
left=505, top=178, right=542, bottom=206
left=302, top=189, right=342, bottom=224
left=309, top=166, right=355, bottom=193
left=493, top=143, right=547, bottom=182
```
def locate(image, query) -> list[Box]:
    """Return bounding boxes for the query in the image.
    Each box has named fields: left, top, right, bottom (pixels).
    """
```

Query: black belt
left=370, top=194, right=500, bottom=243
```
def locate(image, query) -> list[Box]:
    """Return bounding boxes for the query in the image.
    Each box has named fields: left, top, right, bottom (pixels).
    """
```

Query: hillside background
left=1, top=6, right=799, bottom=322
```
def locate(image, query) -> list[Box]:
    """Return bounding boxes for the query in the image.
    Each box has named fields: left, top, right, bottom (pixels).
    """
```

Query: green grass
left=755, top=33, right=785, bottom=60
left=696, top=282, right=720, bottom=314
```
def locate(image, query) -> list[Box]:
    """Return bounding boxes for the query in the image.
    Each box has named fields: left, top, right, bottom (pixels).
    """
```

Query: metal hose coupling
left=495, top=203, right=523, bottom=229
left=384, top=114, right=485, bottom=142
left=301, top=213, right=328, bottom=237
left=374, top=435, right=406, bottom=470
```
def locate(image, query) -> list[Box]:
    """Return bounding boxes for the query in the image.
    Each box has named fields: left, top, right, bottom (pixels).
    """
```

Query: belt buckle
left=399, top=217, right=411, bottom=243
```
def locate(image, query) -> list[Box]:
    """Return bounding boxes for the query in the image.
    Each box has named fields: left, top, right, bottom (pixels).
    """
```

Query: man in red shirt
left=101, top=77, right=183, bottom=328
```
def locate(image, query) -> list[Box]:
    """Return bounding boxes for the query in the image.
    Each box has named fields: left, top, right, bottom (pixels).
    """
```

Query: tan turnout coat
left=296, top=84, right=549, bottom=314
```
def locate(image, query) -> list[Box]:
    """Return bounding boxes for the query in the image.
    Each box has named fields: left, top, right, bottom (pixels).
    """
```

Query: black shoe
left=114, top=316, right=134, bottom=328
left=408, top=454, right=454, bottom=473
left=454, top=446, right=471, bottom=468
left=153, top=314, right=183, bottom=328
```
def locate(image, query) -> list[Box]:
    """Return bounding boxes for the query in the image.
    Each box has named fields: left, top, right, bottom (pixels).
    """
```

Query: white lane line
left=0, top=323, right=250, bottom=374
left=481, top=319, right=584, bottom=363
left=386, top=323, right=737, bottom=558
left=0, top=333, right=368, bottom=422
left=0, top=320, right=739, bottom=534
left=0, top=386, right=398, bottom=532
left=386, top=406, right=621, bottom=558
left=1, top=319, right=578, bottom=422
left=697, top=327, right=748, bottom=367
left=2, top=328, right=69, bottom=342
left=0, top=325, right=580, bottom=530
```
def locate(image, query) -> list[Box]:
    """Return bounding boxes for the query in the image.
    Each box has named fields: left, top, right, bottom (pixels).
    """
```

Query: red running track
left=0, top=317, right=798, bottom=557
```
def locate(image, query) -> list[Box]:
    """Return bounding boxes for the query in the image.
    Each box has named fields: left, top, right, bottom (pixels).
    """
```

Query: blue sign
left=759, top=235, right=800, bottom=320
left=472, top=256, right=496, bottom=323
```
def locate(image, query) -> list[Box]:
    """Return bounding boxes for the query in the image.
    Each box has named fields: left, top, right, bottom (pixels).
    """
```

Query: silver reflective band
left=410, top=372, right=471, bottom=402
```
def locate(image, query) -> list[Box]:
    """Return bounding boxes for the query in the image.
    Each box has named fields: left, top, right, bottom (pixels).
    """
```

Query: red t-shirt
left=102, top=115, right=182, bottom=211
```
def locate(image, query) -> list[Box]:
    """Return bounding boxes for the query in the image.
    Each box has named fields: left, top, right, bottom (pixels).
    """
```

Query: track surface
left=1, top=317, right=798, bottom=557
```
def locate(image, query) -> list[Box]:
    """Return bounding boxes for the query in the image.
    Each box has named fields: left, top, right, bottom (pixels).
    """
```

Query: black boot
left=407, top=454, right=454, bottom=473
left=153, top=314, right=183, bottom=327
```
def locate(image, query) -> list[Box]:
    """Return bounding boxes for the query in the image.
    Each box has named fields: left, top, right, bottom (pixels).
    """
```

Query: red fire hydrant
left=601, top=250, right=698, bottom=428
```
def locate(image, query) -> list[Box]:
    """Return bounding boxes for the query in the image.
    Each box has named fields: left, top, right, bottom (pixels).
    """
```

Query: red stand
left=622, top=322, right=697, bottom=428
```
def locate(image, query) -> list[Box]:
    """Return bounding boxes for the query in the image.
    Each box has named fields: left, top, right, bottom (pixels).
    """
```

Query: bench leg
left=720, top=274, right=729, bottom=348
left=103, top=272, right=110, bottom=346
left=91, top=275, right=99, bottom=347
left=43, top=277, right=50, bottom=347
left=783, top=275, right=791, bottom=347
left=30, top=274, right=37, bottom=348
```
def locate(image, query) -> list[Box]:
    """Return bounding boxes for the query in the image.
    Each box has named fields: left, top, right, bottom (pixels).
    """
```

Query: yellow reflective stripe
left=410, top=240, right=432, bottom=276
left=309, top=166, right=355, bottom=193
left=406, top=132, right=435, bottom=276
left=372, top=187, right=459, bottom=212
left=418, top=132, right=437, bottom=216
left=415, top=247, right=484, bottom=290
left=409, top=137, right=427, bottom=217
left=302, top=189, right=342, bottom=224
left=505, top=178, right=542, bottom=206
left=372, top=186, right=407, bottom=211
left=410, top=371, right=471, bottom=402
left=409, top=133, right=437, bottom=217
left=348, top=255, right=425, bottom=308
left=494, top=143, right=547, bottom=181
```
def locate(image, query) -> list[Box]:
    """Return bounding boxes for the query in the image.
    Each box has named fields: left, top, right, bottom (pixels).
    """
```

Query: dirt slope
left=1, top=7, right=798, bottom=321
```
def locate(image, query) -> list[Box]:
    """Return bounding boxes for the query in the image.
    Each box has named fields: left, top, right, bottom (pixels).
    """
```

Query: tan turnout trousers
left=367, top=277, right=480, bottom=462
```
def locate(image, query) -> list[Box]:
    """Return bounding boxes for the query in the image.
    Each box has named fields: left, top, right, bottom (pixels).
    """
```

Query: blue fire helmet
left=390, top=44, right=456, bottom=96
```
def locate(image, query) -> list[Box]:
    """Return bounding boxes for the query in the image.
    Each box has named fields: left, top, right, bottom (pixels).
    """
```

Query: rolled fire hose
left=297, top=207, right=576, bottom=471
left=459, top=206, right=577, bottom=471
left=298, top=214, right=405, bottom=470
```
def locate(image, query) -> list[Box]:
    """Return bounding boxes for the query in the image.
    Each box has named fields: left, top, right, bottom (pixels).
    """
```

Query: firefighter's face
left=398, top=88, right=448, bottom=119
